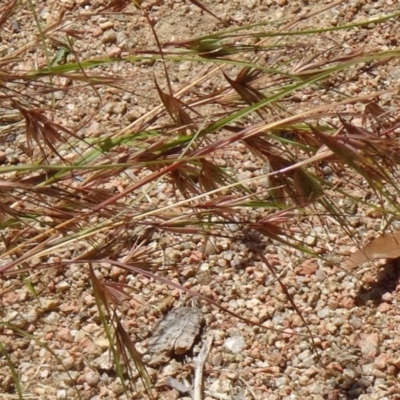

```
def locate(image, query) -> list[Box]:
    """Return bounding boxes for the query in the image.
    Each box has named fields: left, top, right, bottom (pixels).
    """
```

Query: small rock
left=246, top=298, right=260, bottom=309
left=381, top=292, right=393, bottom=302
left=223, top=336, right=246, bottom=354
left=44, top=312, right=60, bottom=325
left=41, top=298, right=60, bottom=311
left=298, top=260, right=318, bottom=275
left=92, top=27, right=103, bottom=38
left=209, top=378, right=232, bottom=394
left=55, top=371, right=79, bottom=386
left=92, top=351, right=113, bottom=370
left=94, top=337, right=110, bottom=350
left=111, top=381, right=125, bottom=395
left=74, top=330, right=86, bottom=342
left=217, top=258, right=227, bottom=267
left=85, top=369, right=100, bottom=387
left=54, top=91, right=64, bottom=100
left=107, top=45, right=122, bottom=57
left=100, top=21, right=114, bottom=31
left=243, top=0, right=257, bottom=9
left=113, top=101, right=126, bottom=114
left=57, top=389, right=67, bottom=399
left=374, top=354, right=388, bottom=370
left=211, top=353, right=222, bottom=366
left=390, top=66, right=400, bottom=80
left=102, top=31, right=117, bottom=44
left=389, top=357, right=400, bottom=369
left=87, top=96, right=101, bottom=105
left=103, top=102, right=114, bottom=113
left=200, top=238, right=218, bottom=256
left=377, top=302, right=391, bottom=313
left=116, top=32, right=127, bottom=45
left=7, top=311, right=27, bottom=328
left=360, top=333, right=379, bottom=358
left=181, top=265, right=197, bottom=279
left=305, top=235, right=318, bottom=246
left=242, top=160, right=258, bottom=171
left=15, top=288, right=29, bottom=301
left=350, top=316, right=362, bottom=329
left=62, top=356, right=75, bottom=371
left=56, top=281, right=70, bottom=292
left=222, top=251, right=233, bottom=261
left=25, top=307, right=40, bottom=323
left=56, top=328, right=74, bottom=343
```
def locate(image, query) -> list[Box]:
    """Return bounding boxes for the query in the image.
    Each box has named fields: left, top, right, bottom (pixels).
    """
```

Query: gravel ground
left=1, top=0, right=400, bottom=399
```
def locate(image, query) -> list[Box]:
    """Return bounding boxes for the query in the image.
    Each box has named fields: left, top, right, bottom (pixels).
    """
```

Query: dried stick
left=193, top=332, right=213, bottom=400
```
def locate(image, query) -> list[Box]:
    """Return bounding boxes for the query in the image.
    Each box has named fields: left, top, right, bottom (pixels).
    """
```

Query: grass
left=1, top=0, right=400, bottom=397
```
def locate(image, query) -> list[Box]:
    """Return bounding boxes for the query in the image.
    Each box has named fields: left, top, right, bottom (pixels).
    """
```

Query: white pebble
left=223, top=336, right=246, bottom=354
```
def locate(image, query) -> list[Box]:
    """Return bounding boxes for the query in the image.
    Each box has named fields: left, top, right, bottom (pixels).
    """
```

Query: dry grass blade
left=186, top=0, right=222, bottom=22
left=89, top=265, right=153, bottom=396
left=0, top=0, right=17, bottom=28
left=11, top=100, right=72, bottom=161
left=154, top=79, right=195, bottom=128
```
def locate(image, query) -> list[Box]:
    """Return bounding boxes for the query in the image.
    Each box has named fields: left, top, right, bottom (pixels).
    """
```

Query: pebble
left=92, top=351, right=113, bottom=370
left=92, top=27, right=103, bottom=38
left=201, top=239, right=218, bottom=256
left=100, top=21, right=114, bottom=31
left=56, top=281, right=70, bottom=292
left=94, top=337, right=110, bottom=350
left=243, top=0, right=257, bottom=9
left=87, top=96, right=101, bottom=105
left=209, top=378, right=232, bottom=394
left=103, top=102, right=114, bottom=113
left=116, top=32, right=127, bottom=45
left=111, top=381, right=125, bottom=395
left=57, top=390, right=67, bottom=399
left=102, top=31, right=117, bottom=44
left=223, top=336, right=246, bottom=354
left=25, top=307, right=40, bottom=323
left=107, top=45, right=122, bottom=57
left=62, top=356, right=75, bottom=371
left=85, top=369, right=100, bottom=387
left=113, top=101, right=126, bottom=114
left=56, top=328, right=74, bottom=343
left=377, top=302, right=391, bottom=312
left=360, top=333, right=380, bottom=358
left=246, top=298, right=260, bottom=308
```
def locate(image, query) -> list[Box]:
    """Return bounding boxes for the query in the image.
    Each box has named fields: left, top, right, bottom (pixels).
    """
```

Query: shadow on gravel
left=338, top=378, right=370, bottom=400
left=354, top=259, right=400, bottom=306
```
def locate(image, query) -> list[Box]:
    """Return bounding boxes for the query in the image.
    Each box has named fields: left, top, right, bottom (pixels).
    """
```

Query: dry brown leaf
left=344, top=231, right=400, bottom=269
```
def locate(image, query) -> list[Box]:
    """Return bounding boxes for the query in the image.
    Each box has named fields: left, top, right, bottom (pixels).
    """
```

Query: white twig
left=238, top=376, right=258, bottom=400
left=193, top=332, right=214, bottom=400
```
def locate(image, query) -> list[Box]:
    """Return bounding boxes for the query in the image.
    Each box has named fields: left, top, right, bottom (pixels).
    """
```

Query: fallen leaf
left=344, top=230, right=400, bottom=269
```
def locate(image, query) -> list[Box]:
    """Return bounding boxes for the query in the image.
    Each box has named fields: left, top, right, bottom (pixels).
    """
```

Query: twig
left=193, top=331, right=213, bottom=400
left=238, top=376, right=258, bottom=400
